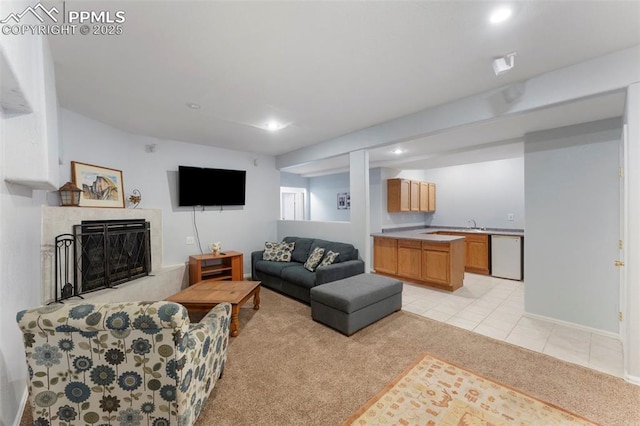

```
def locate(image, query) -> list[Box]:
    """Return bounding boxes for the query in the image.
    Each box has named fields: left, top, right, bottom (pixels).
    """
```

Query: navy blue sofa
left=251, top=236, right=365, bottom=303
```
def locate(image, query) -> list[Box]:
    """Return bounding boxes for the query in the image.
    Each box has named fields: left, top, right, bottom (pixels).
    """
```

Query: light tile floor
left=401, top=273, right=624, bottom=378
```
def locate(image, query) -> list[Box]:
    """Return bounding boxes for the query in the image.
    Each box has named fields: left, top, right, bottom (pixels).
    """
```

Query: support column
left=624, top=82, right=640, bottom=384
left=349, top=150, right=371, bottom=271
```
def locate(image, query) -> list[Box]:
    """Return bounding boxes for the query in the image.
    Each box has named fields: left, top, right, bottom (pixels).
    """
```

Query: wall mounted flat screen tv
left=178, top=166, right=246, bottom=206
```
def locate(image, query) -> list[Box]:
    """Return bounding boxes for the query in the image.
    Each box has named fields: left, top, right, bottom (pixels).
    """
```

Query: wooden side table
left=189, top=251, right=243, bottom=285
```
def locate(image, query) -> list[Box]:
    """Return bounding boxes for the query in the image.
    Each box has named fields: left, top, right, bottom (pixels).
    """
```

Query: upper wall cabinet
left=387, top=178, right=436, bottom=213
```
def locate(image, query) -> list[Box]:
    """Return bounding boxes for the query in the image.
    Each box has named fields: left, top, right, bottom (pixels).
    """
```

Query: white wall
left=59, top=109, right=281, bottom=273
left=0, top=9, right=56, bottom=423
left=309, top=171, right=350, bottom=222
left=0, top=117, right=48, bottom=426
left=276, top=152, right=371, bottom=266
left=524, top=118, right=622, bottom=334
left=369, top=168, right=383, bottom=234
left=422, top=158, right=525, bottom=230
left=280, top=171, right=308, bottom=189
left=277, top=220, right=354, bottom=246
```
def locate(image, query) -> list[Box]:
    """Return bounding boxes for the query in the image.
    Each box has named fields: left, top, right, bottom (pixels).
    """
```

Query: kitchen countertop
left=372, top=226, right=524, bottom=242
left=371, top=230, right=465, bottom=242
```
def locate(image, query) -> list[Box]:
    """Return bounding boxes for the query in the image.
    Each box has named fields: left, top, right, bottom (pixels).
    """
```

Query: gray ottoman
left=310, top=273, right=403, bottom=336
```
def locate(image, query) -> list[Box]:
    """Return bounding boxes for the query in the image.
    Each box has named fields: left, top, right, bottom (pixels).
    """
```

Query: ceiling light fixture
left=392, top=148, right=405, bottom=155
left=492, top=52, right=516, bottom=75
left=490, top=7, right=512, bottom=24
left=265, top=121, right=285, bottom=131
left=186, top=102, right=201, bottom=109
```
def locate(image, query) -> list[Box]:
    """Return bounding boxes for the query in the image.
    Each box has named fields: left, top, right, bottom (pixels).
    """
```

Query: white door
left=280, top=188, right=306, bottom=220
left=282, top=193, right=295, bottom=220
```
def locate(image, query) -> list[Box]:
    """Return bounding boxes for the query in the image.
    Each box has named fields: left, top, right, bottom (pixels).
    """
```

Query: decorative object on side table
left=71, top=161, right=125, bottom=208
left=128, top=188, right=141, bottom=208
left=209, top=241, right=222, bottom=256
left=57, top=181, right=82, bottom=206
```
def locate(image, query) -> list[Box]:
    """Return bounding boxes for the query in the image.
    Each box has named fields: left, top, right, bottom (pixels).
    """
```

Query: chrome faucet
left=468, top=219, right=477, bottom=229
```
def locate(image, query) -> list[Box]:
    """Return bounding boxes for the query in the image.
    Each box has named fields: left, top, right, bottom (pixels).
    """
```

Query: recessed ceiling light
left=392, top=148, right=405, bottom=155
left=265, top=121, right=285, bottom=131
left=186, top=102, right=201, bottom=109
left=490, top=7, right=512, bottom=24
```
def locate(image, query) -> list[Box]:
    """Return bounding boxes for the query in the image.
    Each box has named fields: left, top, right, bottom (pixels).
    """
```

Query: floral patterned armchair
left=16, top=300, right=231, bottom=426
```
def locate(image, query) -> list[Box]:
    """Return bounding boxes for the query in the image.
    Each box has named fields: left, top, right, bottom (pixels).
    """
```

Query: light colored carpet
left=345, top=352, right=598, bottom=425
left=20, top=287, right=640, bottom=425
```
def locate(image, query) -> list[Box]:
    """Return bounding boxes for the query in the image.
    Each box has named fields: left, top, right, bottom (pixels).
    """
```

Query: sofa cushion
left=255, top=259, right=299, bottom=276
left=304, top=247, right=325, bottom=272
left=310, top=239, right=358, bottom=263
left=263, top=241, right=295, bottom=262
left=319, top=250, right=340, bottom=267
left=281, top=265, right=317, bottom=289
left=283, top=237, right=314, bottom=263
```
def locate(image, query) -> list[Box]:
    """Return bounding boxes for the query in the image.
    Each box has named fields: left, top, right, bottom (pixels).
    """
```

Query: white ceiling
left=47, top=1, right=640, bottom=174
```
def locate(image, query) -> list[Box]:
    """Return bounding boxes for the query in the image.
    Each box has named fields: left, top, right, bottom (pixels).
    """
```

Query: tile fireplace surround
left=41, top=206, right=186, bottom=304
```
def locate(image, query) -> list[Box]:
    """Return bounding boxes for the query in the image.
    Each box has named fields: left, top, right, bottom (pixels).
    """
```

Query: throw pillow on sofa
left=319, top=250, right=340, bottom=267
left=263, top=241, right=295, bottom=262
left=304, top=247, right=325, bottom=271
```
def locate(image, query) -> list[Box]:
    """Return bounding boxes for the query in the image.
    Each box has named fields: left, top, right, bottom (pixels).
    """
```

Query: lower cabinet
left=397, top=239, right=422, bottom=280
left=373, top=237, right=398, bottom=275
left=421, top=243, right=451, bottom=286
left=373, top=237, right=464, bottom=291
left=438, top=232, right=490, bottom=275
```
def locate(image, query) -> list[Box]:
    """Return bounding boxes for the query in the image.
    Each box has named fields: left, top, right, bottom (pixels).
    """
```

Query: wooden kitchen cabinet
left=421, top=244, right=450, bottom=286
left=387, top=178, right=420, bottom=213
left=419, top=182, right=436, bottom=212
left=421, top=241, right=464, bottom=290
left=387, top=179, right=411, bottom=212
left=428, top=183, right=436, bottom=212
left=437, top=232, right=489, bottom=275
left=397, top=239, right=422, bottom=279
left=388, top=178, right=436, bottom=213
left=410, top=180, right=420, bottom=211
left=464, top=234, right=490, bottom=274
left=373, top=237, right=398, bottom=275
left=373, top=236, right=464, bottom=291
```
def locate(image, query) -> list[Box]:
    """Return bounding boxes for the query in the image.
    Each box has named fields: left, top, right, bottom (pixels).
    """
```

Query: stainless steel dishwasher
left=491, top=235, right=522, bottom=280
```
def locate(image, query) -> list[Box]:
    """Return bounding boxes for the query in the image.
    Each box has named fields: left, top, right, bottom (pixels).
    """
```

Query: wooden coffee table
left=166, top=280, right=260, bottom=337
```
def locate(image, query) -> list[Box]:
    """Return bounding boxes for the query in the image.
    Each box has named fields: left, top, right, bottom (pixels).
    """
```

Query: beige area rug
left=20, top=288, right=640, bottom=426
left=345, top=352, right=598, bottom=425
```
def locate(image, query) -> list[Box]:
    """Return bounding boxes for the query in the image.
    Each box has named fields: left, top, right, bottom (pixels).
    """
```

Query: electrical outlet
left=507, top=213, right=514, bottom=221
left=186, top=236, right=195, bottom=245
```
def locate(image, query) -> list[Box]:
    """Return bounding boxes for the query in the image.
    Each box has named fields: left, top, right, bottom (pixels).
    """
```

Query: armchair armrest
left=251, top=250, right=265, bottom=280
left=316, top=260, right=365, bottom=285
left=177, top=303, right=231, bottom=422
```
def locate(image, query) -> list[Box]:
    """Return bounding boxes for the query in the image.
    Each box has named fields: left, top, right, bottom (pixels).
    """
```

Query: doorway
left=280, top=187, right=306, bottom=220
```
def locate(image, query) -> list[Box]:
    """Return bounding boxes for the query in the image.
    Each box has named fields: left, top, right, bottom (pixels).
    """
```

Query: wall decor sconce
left=57, top=181, right=83, bottom=207
left=129, top=189, right=142, bottom=208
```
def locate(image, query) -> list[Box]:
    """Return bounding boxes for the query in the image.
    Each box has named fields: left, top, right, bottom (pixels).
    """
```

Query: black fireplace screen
left=54, top=220, right=151, bottom=302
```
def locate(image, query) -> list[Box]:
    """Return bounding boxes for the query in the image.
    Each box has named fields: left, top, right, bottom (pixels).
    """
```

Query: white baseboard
left=13, top=386, right=28, bottom=426
left=523, top=312, right=620, bottom=340
left=624, top=372, right=640, bottom=386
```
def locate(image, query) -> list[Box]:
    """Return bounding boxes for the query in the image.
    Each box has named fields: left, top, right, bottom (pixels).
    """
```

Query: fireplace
left=54, top=219, right=151, bottom=301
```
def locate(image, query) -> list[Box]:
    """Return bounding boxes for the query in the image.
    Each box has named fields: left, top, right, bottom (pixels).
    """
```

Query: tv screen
left=178, top=166, right=246, bottom=206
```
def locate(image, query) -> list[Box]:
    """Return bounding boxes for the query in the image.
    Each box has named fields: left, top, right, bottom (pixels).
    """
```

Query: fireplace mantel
left=41, top=206, right=164, bottom=303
